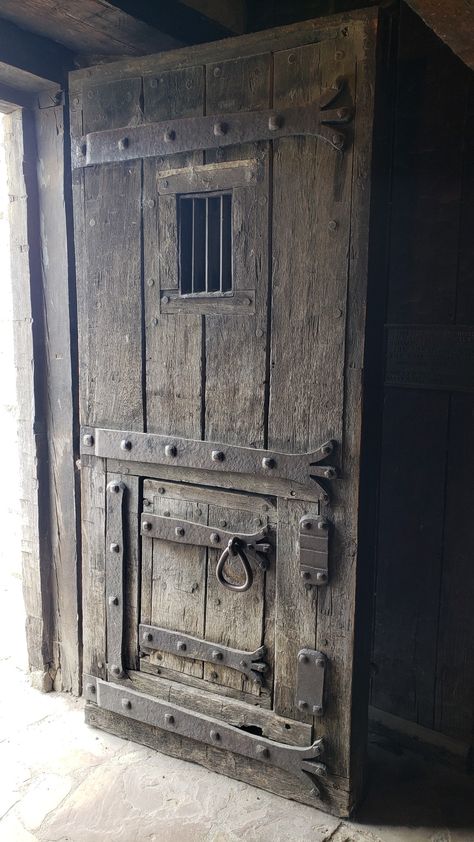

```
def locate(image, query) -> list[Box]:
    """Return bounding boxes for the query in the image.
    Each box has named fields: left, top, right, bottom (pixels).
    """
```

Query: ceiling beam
left=404, top=0, right=474, bottom=70
left=107, top=0, right=236, bottom=44
left=0, top=17, right=72, bottom=85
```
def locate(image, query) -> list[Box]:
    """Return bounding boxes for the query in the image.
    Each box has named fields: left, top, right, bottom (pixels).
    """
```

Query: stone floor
left=1, top=574, right=474, bottom=841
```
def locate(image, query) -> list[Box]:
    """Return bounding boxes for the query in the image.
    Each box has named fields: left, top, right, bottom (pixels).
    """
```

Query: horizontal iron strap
left=140, top=514, right=268, bottom=550
left=140, top=625, right=267, bottom=683
left=74, top=91, right=351, bottom=168
left=81, top=427, right=337, bottom=494
left=84, top=676, right=326, bottom=793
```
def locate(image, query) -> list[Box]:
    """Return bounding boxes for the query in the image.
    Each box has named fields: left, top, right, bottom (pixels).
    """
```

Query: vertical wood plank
left=143, top=66, right=204, bottom=438
left=80, top=78, right=143, bottom=430
left=204, top=54, right=270, bottom=446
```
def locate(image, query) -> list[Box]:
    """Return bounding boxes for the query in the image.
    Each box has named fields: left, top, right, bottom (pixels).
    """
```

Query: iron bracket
left=74, top=80, right=351, bottom=168
left=105, top=479, right=126, bottom=679
left=296, top=649, right=327, bottom=716
left=140, top=625, right=268, bottom=685
left=141, top=514, right=270, bottom=561
left=81, top=426, right=337, bottom=501
left=299, top=516, right=330, bottom=586
left=84, top=675, right=327, bottom=796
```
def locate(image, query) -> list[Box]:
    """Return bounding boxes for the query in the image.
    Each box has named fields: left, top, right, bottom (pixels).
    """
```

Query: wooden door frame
left=2, top=73, right=80, bottom=693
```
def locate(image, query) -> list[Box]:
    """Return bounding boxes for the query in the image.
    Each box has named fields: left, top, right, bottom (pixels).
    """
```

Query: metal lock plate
left=296, top=649, right=327, bottom=716
left=299, top=516, right=329, bottom=586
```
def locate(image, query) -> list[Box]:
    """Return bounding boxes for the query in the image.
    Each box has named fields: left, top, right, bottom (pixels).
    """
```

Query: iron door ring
left=216, top=538, right=253, bottom=592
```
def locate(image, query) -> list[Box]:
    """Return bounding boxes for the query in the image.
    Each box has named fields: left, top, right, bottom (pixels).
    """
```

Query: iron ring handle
left=216, top=538, right=253, bottom=593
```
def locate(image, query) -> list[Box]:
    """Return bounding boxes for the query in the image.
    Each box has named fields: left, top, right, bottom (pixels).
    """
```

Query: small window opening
left=179, top=192, right=232, bottom=295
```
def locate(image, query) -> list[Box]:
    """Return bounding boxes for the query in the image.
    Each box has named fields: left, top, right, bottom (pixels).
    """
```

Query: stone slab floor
left=1, top=571, right=474, bottom=842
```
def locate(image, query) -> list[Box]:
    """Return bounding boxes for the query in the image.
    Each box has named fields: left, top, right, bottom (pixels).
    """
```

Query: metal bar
left=205, top=195, right=209, bottom=294
left=139, top=625, right=268, bottom=684
left=296, top=649, right=327, bottom=717
left=219, top=193, right=223, bottom=293
left=299, top=516, right=330, bottom=586
left=73, top=85, right=351, bottom=168
left=84, top=676, right=327, bottom=795
left=191, top=197, right=196, bottom=294
left=140, top=514, right=269, bottom=552
left=81, top=427, right=337, bottom=500
left=105, top=480, right=126, bottom=679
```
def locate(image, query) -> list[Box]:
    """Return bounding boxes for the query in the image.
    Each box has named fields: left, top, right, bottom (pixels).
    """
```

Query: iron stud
left=210, top=729, right=220, bottom=741
left=302, top=520, right=312, bottom=530
left=268, top=114, right=282, bottom=131
left=210, top=671, right=218, bottom=680
left=162, top=295, right=169, bottom=304
left=164, top=129, right=176, bottom=142
left=210, top=533, right=220, bottom=544
left=158, top=487, right=165, bottom=494
left=143, top=632, right=153, bottom=642
left=298, top=653, right=309, bottom=664
left=177, top=641, right=187, bottom=652
left=211, top=450, right=225, bottom=462
left=110, top=543, right=120, bottom=554
left=298, top=700, right=308, bottom=711
left=262, top=457, right=275, bottom=470
left=316, top=572, right=328, bottom=584
left=318, top=520, right=329, bottom=531
left=310, top=787, right=320, bottom=798
left=83, top=433, right=94, bottom=447
left=111, top=484, right=120, bottom=494
left=256, top=745, right=269, bottom=759
left=213, top=121, right=227, bottom=136
left=175, top=526, right=185, bottom=537
left=111, top=665, right=121, bottom=675
left=86, top=683, right=96, bottom=694
left=301, top=571, right=311, bottom=580
left=142, top=521, right=152, bottom=532
left=108, top=595, right=119, bottom=606
left=165, top=444, right=177, bottom=457
left=313, top=704, right=323, bottom=715
left=165, top=713, right=175, bottom=725
left=121, top=698, right=132, bottom=710
left=316, top=658, right=326, bottom=669
left=120, top=439, right=132, bottom=451
left=212, top=650, right=223, bottom=661
left=118, top=137, right=129, bottom=150
left=324, top=467, right=336, bottom=479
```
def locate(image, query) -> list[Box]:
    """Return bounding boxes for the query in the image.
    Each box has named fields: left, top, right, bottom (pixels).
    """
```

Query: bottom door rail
left=84, top=676, right=327, bottom=795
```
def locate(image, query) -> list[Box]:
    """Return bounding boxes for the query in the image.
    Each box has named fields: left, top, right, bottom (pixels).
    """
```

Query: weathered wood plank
left=143, top=65, right=204, bottom=439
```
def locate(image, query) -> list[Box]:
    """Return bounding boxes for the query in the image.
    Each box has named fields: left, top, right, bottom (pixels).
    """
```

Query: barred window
left=179, top=193, right=232, bottom=295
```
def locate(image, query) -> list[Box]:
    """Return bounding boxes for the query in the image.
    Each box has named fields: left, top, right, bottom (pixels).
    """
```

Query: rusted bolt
left=143, top=498, right=150, bottom=507
left=162, top=295, right=169, bottom=304
left=211, top=450, right=225, bottom=462
left=118, top=137, right=129, bottom=150
left=310, top=787, right=320, bottom=798
left=316, top=658, right=326, bottom=669
left=177, top=641, right=187, bottom=652
left=142, top=521, right=152, bottom=532
left=108, top=595, right=119, bottom=606
left=110, top=543, right=120, bottom=554
left=158, top=486, right=165, bottom=494
left=213, top=121, right=227, bottom=136
left=313, top=705, right=323, bottom=716
left=212, top=650, right=223, bottom=661
left=322, top=442, right=333, bottom=454
left=316, top=572, right=328, bottom=584
left=337, top=107, right=350, bottom=120
left=256, top=745, right=269, bottom=759
left=165, top=713, right=175, bottom=725
left=213, top=66, right=222, bottom=77
left=332, top=134, right=344, bottom=149
left=298, top=653, right=308, bottom=664
left=302, top=521, right=312, bottom=530
left=164, top=129, right=176, bottom=142
left=268, top=114, right=282, bottom=131
left=219, top=520, right=227, bottom=528
left=288, top=53, right=296, bottom=63
left=165, top=444, right=177, bottom=457
left=175, top=526, right=185, bottom=537
left=328, top=220, right=338, bottom=231
left=324, top=467, right=336, bottom=479
left=111, top=665, right=121, bottom=675
left=301, top=570, right=311, bottom=581
left=110, top=483, right=120, bottom=494
left=210, top=729, right=220, bottom=741
left=318, top=520, right=329, bottom=531
left=86, top=683, right=96, bottom=694
left=143, top=632, right=153, bottom=642
left=298, top=700, right=308, bottom=711
left=83, top=433, right=94, bottom=447
left=262, top=457, right=275, bottom=470
left=239, top=659, right=248, bottom=669
left=210, top=671, right=218, bottom=680
left=163, top=510, right=170, bottom=517
left=120, top=439, right=132, bottom=451
left=152, top=317, right=159, bottom=327
left=121, top=698, right=132, bottom=710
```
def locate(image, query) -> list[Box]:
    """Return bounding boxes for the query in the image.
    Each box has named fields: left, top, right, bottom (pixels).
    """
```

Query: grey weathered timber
left=34, top=94, right=80, bottom=693
left=73, top=88, right=350, bottom=168
left=155, top=159, right=263, bottom=194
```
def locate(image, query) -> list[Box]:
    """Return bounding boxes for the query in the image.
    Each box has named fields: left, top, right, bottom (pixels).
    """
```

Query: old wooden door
left=71, top=10, right=380, bottom=817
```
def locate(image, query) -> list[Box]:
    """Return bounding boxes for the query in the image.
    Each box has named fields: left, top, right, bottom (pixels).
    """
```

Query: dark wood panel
left=435, top=394, right=474, bottom=740
left=372, top=388, right=449, bottom=728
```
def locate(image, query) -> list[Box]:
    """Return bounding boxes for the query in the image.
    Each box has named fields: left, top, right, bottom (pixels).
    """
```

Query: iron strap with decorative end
left=84, top=676, right=327, bottom=796
left=140, top=514, right=270, bottom=556
left=81, top=427, right=337, bottom=499
left=73, top=80, right=352, bottom=168
left=140, top=626, right=268, bottom=684
left=105, top=480, right=126, bottom=679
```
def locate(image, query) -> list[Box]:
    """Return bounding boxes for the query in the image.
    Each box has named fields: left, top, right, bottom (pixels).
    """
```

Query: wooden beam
left=0, top=17, right=72, bottom=85
left=404, top=0, right=474, bottom=70
left=107, top=0, right=237, bottom=43
left=0, top=0, right=182, bottom=56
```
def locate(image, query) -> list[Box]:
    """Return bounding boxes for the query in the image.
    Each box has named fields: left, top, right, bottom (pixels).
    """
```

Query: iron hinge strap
left=105, top=479, right=126, bottom=679
left=73, top=80, right=351, bottom=168
left=140, top=514, right=270, bottom=554
left=81, top=427, right=337, bottom=501
left=140, top=625, right=268, bottom=684
left=83, top=676, right=327, bottom=796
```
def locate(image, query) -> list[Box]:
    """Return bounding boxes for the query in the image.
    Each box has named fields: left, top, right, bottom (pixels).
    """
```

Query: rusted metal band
left=105, top=480, right=126, bottom=679
left=140, top=513, right=269, bottom=551
left=84, top=676, right=327, bottom=795
left=73, top=83, right=351, bottom=168
left=139, top=626, right=268, bottom=684
left=299, top=516, right=330, bottom=586
left=82, top=427, right=337, bottom=500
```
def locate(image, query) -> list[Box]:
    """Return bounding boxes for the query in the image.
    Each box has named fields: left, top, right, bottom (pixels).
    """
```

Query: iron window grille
left=178, top=192, right=232, bottom=296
